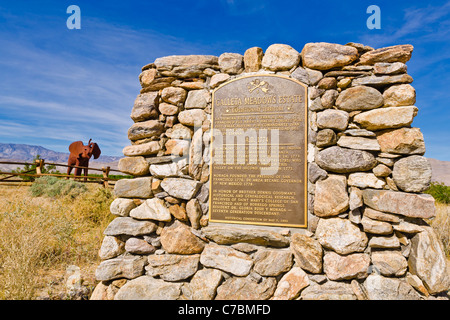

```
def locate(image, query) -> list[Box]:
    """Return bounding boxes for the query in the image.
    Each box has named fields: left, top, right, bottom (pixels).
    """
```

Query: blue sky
left=0, top=0, right=450, bottom=161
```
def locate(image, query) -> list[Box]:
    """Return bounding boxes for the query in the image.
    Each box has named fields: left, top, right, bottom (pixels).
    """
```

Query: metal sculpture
left=67, top=139, right=101, bottom=181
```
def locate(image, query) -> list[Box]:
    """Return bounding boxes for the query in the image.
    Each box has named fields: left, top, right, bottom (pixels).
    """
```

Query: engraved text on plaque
left=209, top=75, right=308, bottom=228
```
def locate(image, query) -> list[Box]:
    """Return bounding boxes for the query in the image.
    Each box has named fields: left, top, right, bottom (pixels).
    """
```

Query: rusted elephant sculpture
left=67, top=139, right=101, bottom=181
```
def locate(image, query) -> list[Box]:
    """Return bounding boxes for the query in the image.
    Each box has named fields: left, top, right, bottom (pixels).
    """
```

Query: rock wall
left=91, top=42, right=450, bottom=300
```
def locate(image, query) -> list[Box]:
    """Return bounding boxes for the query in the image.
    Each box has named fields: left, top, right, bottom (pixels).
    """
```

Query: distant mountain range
left=0, top=143, right=122, bottom=163
left=427, top=158, right=450, bottom=186
left=0, top=143, right=123, bottom=173
left=0, top=143, right=448, bottom=185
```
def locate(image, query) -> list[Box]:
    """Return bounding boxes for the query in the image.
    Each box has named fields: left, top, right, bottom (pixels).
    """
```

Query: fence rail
left=0, top=159, right=123, bottom=188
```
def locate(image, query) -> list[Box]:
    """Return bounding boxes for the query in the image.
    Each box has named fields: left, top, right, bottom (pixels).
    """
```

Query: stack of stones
left=91, top=42, right=449, bottom=300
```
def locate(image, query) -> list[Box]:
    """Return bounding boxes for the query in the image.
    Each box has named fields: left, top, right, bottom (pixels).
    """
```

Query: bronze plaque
left=209, top=75, right=308, bottom=228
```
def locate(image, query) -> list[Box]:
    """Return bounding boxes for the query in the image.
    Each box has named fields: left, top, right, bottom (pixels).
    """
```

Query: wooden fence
left=0, top=159, right=123, bottom=188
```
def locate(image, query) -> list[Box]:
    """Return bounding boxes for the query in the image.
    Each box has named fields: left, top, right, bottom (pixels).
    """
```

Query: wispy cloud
left=394, top=3, right=450, bottom=39
left=221, top=0, right=269, bottom=16
left=0, top=10, right=210, bottom=156
left=359, top=1, right=450, bottom=47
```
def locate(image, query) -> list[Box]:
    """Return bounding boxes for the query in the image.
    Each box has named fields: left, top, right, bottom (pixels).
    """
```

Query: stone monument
left=91, top=42, right=450, bottom=300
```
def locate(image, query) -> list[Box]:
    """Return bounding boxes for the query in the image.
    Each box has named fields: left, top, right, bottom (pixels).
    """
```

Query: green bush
left=12, top=154, right=60, bottom=182
left=30, top=176, right=87, bottom=198
left=424, top=182, right=450, bottom=204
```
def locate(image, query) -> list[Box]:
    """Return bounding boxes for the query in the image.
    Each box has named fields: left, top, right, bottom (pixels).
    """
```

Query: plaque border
left=208, top=74, right=308, bottom=229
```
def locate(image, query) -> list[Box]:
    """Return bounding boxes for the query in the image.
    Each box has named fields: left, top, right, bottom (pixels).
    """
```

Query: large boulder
left=301, top=281, right=356, bottom=300
left=272, top=267, right=310, bottom=300
left=348, top=172, right=385, bottom=189
left=376, top=127, right=425, bottom=155
left=215, top=276, right=277, bottom=300
left=351, top=74, right=413, bottom=87
left=362, top=189, right=435, bottom=219
left=202, top=225, right=289, bottom=247
left=184, top=89, right=211, bottom=109
left=165, top=123, right=193, bottom=139
left=358, top=44, right=414, bottom=65
left=316, top=109, right=349, bottom=131
left=373, top=62, right=407, bottom=75
left=160, top=220, right=206, bottom=254
left=337, top=136, right=380, bottom=151
left=336, top=86, right=383, bottom=111
left=149, top=161, right=186, bottom=178
left=129, top=198, right=172, bottom=222
left=158, top=103, right=178, bottom=116
left=109, top=198, right=136, bottom=217
left=178, top=109, right=206, bottom=127
left=291, top=66, right=323, bottom=85
left=118, top=156, right=149, bottom=176
left=95, top=255, right=146, bottom=281
left=122, top=141, right=161, bottom=157
left=323, top=252, right=370, bottom=281
left=302, top=42, right=359, bottom=70
left=408, top=227, right=450, bottom=294
left=361, top=215, right=393, bottom=235
left=314, top=175, right=349, bottom=217
left=262, top=44, right=301, bottom=71
left=353, top=106, right=418, bottom=131
left=383, top=84, right=416, bottom=107
left=218, top=52, right=244, bottom=74
left=146, top=254, right=200, bottom=282
left=113, top=177, right=153, bottom=198
left=364, top=274, right=420, bottom=300
left=371, top=251, right=408, bottom=277
left=253, top=249, right=293, bottom=276
left=104, top=217, right=157, bottom=237
left=290, top=233, right=323, bottom=274
left=200, top=243, right=253, bottom=276
left=392, top=155, right=432, bottom=192
left=125, top=237, right=155, bottom=255
left=154, top=55, right=219, bottom=78
left=98, top=236, right=125, bottom=260
left=114, top=276, right=183, bottom=300
left=160, top=177, right=202, bottom=200
left=316, top=146, right=377, bottom=173
left=181, top=268, right=223, bottom=300
left=161, top=86, right=187, bottom=105
left=315, top=218, right=368, bottom=255
left=139, top=69, right=174, bottom=91
left=131, top=92, right=159, bottom=122
left=243, top=47, right=264, bottom=72
left=127, top=120, right=164, bottom=141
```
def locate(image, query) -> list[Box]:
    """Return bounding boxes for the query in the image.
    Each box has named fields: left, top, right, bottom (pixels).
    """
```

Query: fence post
left=35, top=159, right=45, bottom=176
left=102, top=166, right=110, bottom=188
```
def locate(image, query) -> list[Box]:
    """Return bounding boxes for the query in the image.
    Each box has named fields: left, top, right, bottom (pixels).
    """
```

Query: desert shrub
left=424, top=182, right=450, bottom=204
left=83, top=173, right=133, bottom=180
left=0, top=181, right=115, bottom=299
left=0, top=200, right=75, bottom=300
left=60, top=186, right=115, bottom=265
left=30, top=176, right=87, bottom=198
left=12, top=154, right=60, bottom=182
left=29, top=178, right=114, bottom=264
left=65, top=186, right=114, bottom=225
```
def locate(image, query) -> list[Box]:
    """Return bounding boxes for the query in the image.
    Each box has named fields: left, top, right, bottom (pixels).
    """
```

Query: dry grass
left=0, top=181, right=114, bottom=300
left=0, top=177, right=449, bottom=299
